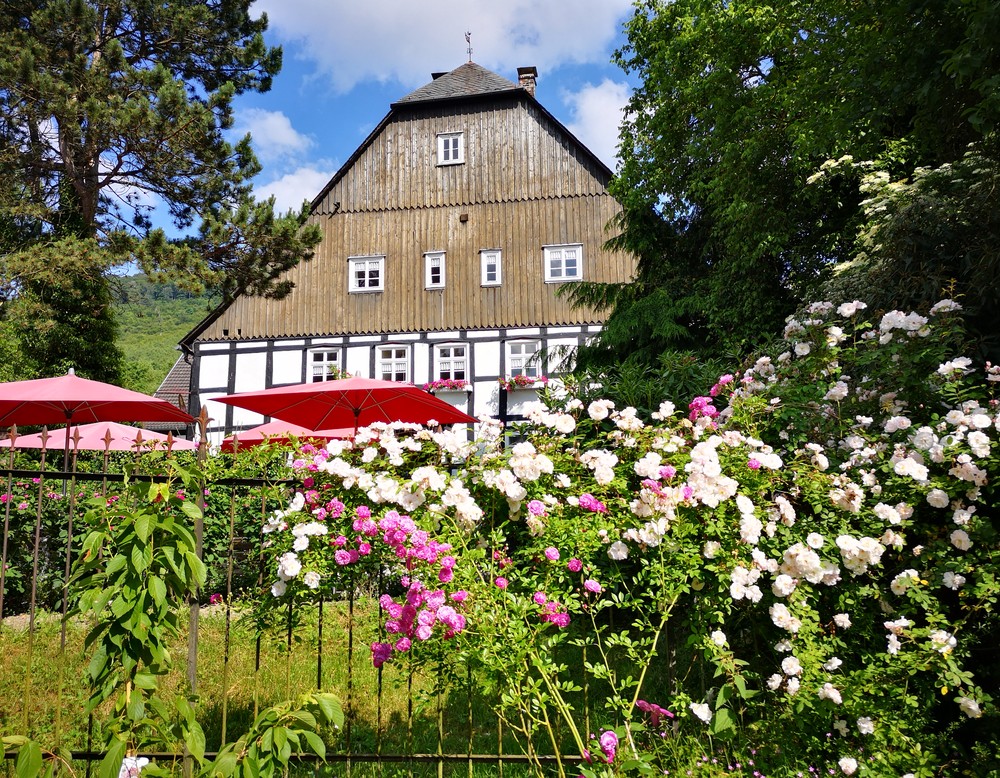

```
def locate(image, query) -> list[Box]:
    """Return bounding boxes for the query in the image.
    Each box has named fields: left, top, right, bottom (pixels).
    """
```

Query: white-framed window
left=308, top=348, right=340, bottom=382
left=436, top=132, right=464, bottom=165
left=507, top=340, right=541, bottom=377
left=348, top=255, right=385, bottom=293
left=378, top=345, right=410, bottom=382
left=424, top=251, right=446, bottom=289
left=435, top=344, right=467, bottom=381
left=543, top=243, right=583, bottom=282
left=480, top=249, right=502, bottom=287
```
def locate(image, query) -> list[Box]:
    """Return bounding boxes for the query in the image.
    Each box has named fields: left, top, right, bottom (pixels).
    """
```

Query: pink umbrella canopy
left=214, top=376, right=476, bottom=433
left=0, top=371, right=193, bottom=428
left=220, top=420, right=353, bottom=453
left=0, top=421, right=197, bottom=452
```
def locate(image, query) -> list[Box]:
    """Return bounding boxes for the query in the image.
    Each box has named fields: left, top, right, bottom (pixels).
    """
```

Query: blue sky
left=230, top=0, right=639, bottom=214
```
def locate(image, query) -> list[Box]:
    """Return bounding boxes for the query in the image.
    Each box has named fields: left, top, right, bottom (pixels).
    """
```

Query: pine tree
left=0, top=0, right=320, bottom=380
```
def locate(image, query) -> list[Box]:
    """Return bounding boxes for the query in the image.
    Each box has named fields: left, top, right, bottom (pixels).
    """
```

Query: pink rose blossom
left=567, top=558, right=583, bottom=572
left=584, top=579, right=603, bottom=594
left=544, top=546, right=560, bottom=561
left=578, top=493, right=608, bottom=513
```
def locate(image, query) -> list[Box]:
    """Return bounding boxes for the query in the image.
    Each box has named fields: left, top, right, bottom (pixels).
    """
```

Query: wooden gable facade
left=184, top=63, right=634, bottom=438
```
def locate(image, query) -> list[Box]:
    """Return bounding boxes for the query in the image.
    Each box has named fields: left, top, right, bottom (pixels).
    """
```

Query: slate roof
left=394, top=62, right=520, bottom=106
left=146, top=356, right=191, bottom=432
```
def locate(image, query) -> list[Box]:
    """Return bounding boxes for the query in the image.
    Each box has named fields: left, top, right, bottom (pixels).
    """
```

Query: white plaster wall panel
left=198, top=343, right=229, bottom=352
left=345, top=347, right=371, bottom=377
left=414, top=343, right=430, bottom=385
left=474, top=381, right=503, bottom=418
left=428, top=331, right=462, bottom=340
left=236, top=341, right=262, bottom=349
left=278, top=339, right=307, bottom=347
left=474, top=341, right=501, bottom=377
left=348, top=335, right=382, bottom=344
left=271, top=349, right=303, bottom=385
left=229, top=406, right=266, bottom=428
left=199, top=355, right=230, bottom=389
left=233, top=352, right=267, bottom=393
left=506, top=388, right=542, bottom=416
left=467, top=330, right=500, bottom=339
left=544, top=337, right=580, bottom=374
left=433, top=389, right=473, bottom=416
left=506, top=327, right=543, bottom=337
left=200, top=394, right=231, bottom=430
left=547, top=326, right=583, bottom=335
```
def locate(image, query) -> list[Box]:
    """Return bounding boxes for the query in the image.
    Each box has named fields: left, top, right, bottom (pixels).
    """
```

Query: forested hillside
left=112, top=275, right=216, bottom=395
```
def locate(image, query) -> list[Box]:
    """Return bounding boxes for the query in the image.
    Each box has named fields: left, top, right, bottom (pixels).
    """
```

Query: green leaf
left=181, top=500, right=203, bottom=520
left=126, top=690, right=146, bottom=722
left=99, top=738, right=127, bottom=778
left=148, top=574, right=167, bottom=607
left=314, top=693, right=344, bottom=728
left=210, top=748, right=239, bottom=777
left=134, top=511, right=154, bottom=543
left=133, top=672, right=158, bottom=690
left=15, top=741, right=42, bottom=778
left=711, top=706, right=735, bottom=735
left=185, top=721, right=207, bottom=763
left=300, top=731, right=326, bottom=761
left=105, top=555, right=127, bottom=576
left=287, top=709, right=317, bottom=730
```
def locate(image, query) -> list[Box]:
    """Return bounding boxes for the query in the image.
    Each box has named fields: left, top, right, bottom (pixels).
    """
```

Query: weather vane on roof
left=465, top=31, right=472, bottom=62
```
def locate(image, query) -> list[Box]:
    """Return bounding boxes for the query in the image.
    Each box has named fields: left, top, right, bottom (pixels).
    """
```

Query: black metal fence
left=0, top=434, right=570, bottom=777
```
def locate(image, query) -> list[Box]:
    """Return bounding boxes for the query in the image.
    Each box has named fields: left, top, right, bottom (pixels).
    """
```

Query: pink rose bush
left=251, top=301, right=997, bottom=776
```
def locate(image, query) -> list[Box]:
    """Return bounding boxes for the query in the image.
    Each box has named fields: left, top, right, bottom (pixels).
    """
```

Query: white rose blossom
left=957, top=696, right=982, bottom=718
left=690, top=702, right=712, bottom=723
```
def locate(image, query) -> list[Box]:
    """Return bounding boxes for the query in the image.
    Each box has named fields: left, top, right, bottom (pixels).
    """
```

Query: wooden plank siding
left=196, top=94, right=634, bottom=342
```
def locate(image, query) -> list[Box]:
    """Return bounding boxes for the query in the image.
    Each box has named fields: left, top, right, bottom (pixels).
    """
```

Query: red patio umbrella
left=0, top=421, right=197, bottom=452
left=213, top=376, right=476, bottom=434
left=220, top=420, right=353, bottom=453
left=0, top=370, right=193, bottom=467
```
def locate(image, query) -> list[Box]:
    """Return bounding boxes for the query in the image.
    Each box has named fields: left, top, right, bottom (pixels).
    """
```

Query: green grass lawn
left=0, top=601, right=565, bottom=777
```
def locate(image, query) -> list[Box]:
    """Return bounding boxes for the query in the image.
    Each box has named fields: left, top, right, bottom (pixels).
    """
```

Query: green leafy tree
left=0, top=0, right=321, bottom=381
left=592, top=0, right=1000, bottom=365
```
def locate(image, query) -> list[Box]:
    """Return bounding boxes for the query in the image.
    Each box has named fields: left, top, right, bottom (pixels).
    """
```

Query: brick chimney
left=517, top=66, right=538, bottom=97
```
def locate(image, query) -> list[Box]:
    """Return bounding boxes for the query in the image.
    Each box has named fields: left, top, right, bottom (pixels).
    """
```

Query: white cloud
left=254, top=0, right=634, bottom=93
left=563, top=79, right=631, bottom=170
left=234, top=108, right=314, bottom=163
left=256, top=165, right=337, bottom=213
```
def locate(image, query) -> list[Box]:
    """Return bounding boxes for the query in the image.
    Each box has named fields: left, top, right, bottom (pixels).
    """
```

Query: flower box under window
left=499, top=375, right=548, bottom=392
left=423, top=378, right=471, bottom=393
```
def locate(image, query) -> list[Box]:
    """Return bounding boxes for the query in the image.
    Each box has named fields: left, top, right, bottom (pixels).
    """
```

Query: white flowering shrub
left=252, top=301, right=997, bottom=776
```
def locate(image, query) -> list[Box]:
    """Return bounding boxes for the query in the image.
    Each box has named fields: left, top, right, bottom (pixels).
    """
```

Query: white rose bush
left=250, top=301, right=997, bottom=776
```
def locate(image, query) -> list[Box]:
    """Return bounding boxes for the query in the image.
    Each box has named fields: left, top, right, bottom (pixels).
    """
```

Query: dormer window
left=437, top=132, right=464, bottom=165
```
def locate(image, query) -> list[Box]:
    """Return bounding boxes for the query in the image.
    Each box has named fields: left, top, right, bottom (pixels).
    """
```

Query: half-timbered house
left=181, top=62, right=635, bottom=438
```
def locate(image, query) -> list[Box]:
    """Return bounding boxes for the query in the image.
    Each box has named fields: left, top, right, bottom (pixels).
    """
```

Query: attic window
left=348, top=255, right=385, bottom=293
left=437, top=132, right=464, bottom=165
left=543, top=243, right=583, bottom=282
left=424, top=251, right=445, bottom=289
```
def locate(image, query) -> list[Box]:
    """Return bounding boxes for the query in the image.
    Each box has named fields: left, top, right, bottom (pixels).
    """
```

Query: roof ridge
left=395, top=61, right=520, bottom=105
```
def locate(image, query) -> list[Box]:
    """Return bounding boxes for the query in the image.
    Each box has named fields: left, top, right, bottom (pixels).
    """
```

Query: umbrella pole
left=62, top=411, right=73, bottom=474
